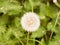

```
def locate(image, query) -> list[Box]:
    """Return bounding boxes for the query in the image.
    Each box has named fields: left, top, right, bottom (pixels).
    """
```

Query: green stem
left=54, top=2, right=60, bottom=8
left=27, top=32, right=29, bottom=45
left=49, top=11, right=60, bottom=40
left=26, top=0, right=34, bottom=45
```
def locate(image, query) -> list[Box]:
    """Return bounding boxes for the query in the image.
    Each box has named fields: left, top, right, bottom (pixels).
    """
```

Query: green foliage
left=31, top=26, right=46, bottom=38
left=0, top=0, right=22, bottom=15
left=0, top=0, right=60, bottom=45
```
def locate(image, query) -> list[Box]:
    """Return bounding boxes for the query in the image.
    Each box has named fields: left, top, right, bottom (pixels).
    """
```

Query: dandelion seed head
left=53, top=0, right=57, bottom=3
left=21, top=12, right=40, bottom=32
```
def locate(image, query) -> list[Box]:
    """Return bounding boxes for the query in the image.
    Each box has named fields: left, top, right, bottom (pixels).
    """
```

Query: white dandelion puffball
left=53, top=0, right=57, bottom=3
left=21, top=12, right=40, bottom=32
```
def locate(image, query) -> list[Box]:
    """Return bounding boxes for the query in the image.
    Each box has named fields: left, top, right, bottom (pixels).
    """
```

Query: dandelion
left=21, top=12, right=40, bottom=32
left=53, top=0, right=57, bottom=3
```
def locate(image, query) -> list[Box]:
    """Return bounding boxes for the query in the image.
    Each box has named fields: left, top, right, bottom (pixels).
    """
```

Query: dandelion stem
left=27, top=32, right=29, bottom=45
left=32, top=5, right=33, bottom=12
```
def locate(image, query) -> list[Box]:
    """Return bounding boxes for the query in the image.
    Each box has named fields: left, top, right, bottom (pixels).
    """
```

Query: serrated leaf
left=0, top=0, right=22, bottom=15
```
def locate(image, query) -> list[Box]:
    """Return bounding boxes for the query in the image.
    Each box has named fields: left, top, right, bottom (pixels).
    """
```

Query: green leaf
left=47, top=22, right=58, bottom=33
left=24, top=0, right=32, bottom=11
left=48, top=40, right=60, bottom=45
left=8, top=27, right=24, bottom=38
left=14, top=17, right=20, bottom=28
left=29, top=40, right=35, bottom=45
left=0, top=0, right=22, bottom=15
left=0, top=15, right=8, bottom=25
left=31, top=26, right=46, bottom=38
left=39, top=39, right=46, bottom=45
left=46, top=5, right=58, bottom=18
left=49, top=34, right=60, bottom=45
left=0, top=25, right=6, bottom=33
left=39, top=3, right=46, bottom=16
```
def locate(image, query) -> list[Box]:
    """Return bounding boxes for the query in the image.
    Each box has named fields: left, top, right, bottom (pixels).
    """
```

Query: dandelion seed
left=21, top=12, right=40, bottom=32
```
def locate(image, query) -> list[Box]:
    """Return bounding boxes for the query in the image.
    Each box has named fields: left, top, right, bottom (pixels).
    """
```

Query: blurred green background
left=0, top=0, right=60, bottom=45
